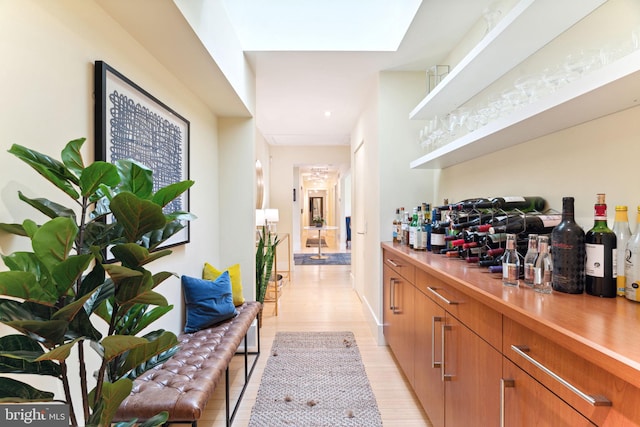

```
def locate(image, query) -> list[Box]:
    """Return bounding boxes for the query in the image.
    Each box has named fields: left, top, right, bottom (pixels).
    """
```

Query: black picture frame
left=94, top=60, right=190, bottom=252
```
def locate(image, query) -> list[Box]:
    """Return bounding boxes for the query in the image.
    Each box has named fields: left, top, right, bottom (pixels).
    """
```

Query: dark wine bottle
left=439, top=196, right=546, bottom=212
left=551, top=197, right=585, bottom=294
left=585, top=193, right=617, bottom=298
left=488, top=213, right=561, bottom=234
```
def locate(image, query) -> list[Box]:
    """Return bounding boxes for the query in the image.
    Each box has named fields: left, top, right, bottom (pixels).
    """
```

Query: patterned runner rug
left=248, top=331, right=383, bottom=426
left=294, top=253, right=351, bottom=265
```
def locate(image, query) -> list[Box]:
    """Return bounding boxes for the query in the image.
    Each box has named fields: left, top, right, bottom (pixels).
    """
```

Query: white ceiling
left=228, top=0, right=498, bottom=146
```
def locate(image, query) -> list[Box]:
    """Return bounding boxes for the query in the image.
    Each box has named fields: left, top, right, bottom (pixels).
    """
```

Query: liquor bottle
left=392, top=208, right=401, bottom=243
left=415, top=208, right=427, bottom=251
left=585, top=193, right=617, bottom=298
left=612, top=205, right=632, bottom=296
left=401, top=210, right=410, bottom=246
left=423, top=203, right=432, bottom=251
left=551, top=197, right=585, bottom=294
left=523, top=234, right=539, bottom=286
left=488, top=213, right=562, bottom=234
left=502, top=233, right=520, bottom=287
left=533, top=235, right=553, bottom=294
left=409, top=207, right=419, bottom=249
left=624, top=206, right=640, bottom=302
left=431, top=208, right=447, bottom=253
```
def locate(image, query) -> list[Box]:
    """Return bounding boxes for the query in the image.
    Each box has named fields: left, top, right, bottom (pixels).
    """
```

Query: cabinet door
left=502, top=358, right=595, bottom=427
left=414, top=289, right=445, bottom=427
left=444, top=315, right=501, bottom=426
left=383, top=264, right=415, bottom=383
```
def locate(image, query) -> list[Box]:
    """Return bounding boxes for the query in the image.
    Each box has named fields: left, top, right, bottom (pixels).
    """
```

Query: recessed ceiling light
left=324, top=111, right=332, bottom=118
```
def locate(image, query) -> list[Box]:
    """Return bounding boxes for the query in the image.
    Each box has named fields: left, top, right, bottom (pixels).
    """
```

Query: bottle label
left=503, top=263, right=519, bottom=285
left=539, top=215, right=562, bottom=227
left=585, top=243, right=605, bottom=277
left=503, top=196, right=525, bottom=203
left=431, top=233, right=445, bottom=246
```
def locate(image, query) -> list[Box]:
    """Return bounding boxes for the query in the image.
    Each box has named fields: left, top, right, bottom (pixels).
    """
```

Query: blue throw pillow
left=182, top=272, right=238, bottom=333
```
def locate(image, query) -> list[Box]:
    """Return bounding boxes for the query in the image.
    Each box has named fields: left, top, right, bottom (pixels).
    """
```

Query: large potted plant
left=0, top=138, right=195, bottom=426
left=255, top=226, right=279, bottom=319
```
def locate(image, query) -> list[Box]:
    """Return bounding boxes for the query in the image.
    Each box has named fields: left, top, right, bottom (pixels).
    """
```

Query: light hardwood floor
left=193, top=261, right=433, bottom=427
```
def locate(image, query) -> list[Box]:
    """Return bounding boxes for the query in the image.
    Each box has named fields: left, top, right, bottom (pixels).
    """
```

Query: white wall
left=0, top=0, right=251, bottom=407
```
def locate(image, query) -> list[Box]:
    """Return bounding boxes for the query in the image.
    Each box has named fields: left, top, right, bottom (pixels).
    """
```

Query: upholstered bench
left=113, top=301, right=261, bottom=427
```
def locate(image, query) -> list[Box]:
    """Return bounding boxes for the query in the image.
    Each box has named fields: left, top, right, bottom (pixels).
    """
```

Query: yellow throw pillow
left=203, top=262, right=245, bottom=306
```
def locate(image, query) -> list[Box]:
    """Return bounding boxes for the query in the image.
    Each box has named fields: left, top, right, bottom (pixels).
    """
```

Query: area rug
left=294, top=253, right=351, bottom=265
left=305, top=237, right=328, bottom=247
left=248, top=331, right=383, bottom=427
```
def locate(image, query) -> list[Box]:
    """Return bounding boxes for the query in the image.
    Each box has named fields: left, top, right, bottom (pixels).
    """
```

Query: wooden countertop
left=381, top=242, right=640, bottom=390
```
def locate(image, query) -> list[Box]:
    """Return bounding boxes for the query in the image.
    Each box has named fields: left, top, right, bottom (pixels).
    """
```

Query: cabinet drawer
left=383, top=250, right=415, bottom=283
left=503, top=318, right=640, bottom=425
left=416, top=268, right=501, bottom=351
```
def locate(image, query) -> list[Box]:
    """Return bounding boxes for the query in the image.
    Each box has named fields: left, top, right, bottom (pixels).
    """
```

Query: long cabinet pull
left=511, top=345, right=611, bottom=406
left=500, top=378, right=515, bottom=427
left=441, top=324, right=453, bottom=381
left=431, top=316, right=443, bottom=368
left=427, top=286, right=459, bottom=305
left=386, top=258, right=400, bottom=268
left=389, top=278, right=397, bottom=311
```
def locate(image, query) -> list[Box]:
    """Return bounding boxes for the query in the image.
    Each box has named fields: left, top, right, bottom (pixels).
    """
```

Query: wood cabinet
left=383, top=251, right=416, bottom=384
left=382, top=242, right=640, bottom=427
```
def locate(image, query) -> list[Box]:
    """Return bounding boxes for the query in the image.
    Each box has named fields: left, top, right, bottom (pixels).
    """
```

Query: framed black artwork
left=94, top=60, right=190, bottom=250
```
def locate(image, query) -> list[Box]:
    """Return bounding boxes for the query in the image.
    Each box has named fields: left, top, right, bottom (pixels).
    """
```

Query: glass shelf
left=409, top=0, right=606, bottom=121
left=410, top=49, right=640, bottom=169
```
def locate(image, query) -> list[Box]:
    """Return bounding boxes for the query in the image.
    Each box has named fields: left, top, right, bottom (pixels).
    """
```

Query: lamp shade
left=265, top=208, right=279, bottom=223
left=256, top=209, right=265, bottom=227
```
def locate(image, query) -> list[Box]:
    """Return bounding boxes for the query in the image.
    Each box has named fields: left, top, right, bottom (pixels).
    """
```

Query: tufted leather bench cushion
left=113, top=301, right=261, bottom=423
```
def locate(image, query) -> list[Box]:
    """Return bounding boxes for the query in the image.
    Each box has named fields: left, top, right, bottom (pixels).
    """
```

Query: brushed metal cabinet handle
left=427, top=286, right=459, bottom=305
left=431, top=316, right=443, bottom=368
left=500, top=378, right=515, bottom=427
left=386, top=258, right=400, bottom=268
left=441, top=324, right=453, bottom=381
left=511, top=345, right=611, bottom=406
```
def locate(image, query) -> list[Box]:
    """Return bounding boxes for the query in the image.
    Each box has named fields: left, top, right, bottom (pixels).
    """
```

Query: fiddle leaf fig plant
left=0, top=138, right=195, bottom=426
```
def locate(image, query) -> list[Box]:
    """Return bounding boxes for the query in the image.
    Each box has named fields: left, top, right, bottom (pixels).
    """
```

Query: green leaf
left=116, top=330, right=177, bottom=379
left=164, top=211, right=197, bottom=221
left=103, top=264, right=143, bottom=284
left=110, top=192, right=166, bottom=243
left=0, top=271, right=57, bottom=305
left=51, top=253, right=94, bottom=295
left=0, top=377, right=55, bottom=402
left=151, top=180, right=194, bottom=207
left=114, top=271, right=153, bottom=305
left=4, top=320, right=68, bottom=347
left=32, top=217, right=78, bottom=272
left=61, top=137, right=86, bottom=177
left=2, top=252, right=52, bottom=287
left=101, top=335, right=148, bottom=362
left=0, top=222, right=28, bottom=236
left=22, top=219, right=39, bottom=239
left=0, top=334, right=61, bottom=376
left=93, top=378, right=133, bottom=427
left=52, top=291, right=95, bottom=322
left=123, top=290, right=168, bottom=308
left=141, top=220, right=184, bottom=250
left=18, top=191, right=76, bottom=221
left=152, top=271, right=176, bottom=289
left=79, top=161, right=120, bottom=198
left=110, top=243, right=172, bottom=269
left=8, top=144, right=79, bottom=198
left=35, top=338, right=81, bottom=362
left=116, top=160, right=153, bottom=199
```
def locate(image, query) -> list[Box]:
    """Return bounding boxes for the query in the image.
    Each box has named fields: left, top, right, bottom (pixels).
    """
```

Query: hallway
left=201, top=264, right=432, bottom=426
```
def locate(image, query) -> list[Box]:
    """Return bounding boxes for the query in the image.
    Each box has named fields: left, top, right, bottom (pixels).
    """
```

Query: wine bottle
left=612, top=205, right=632, bottom=296
left=401, top=210, right=410, bottom=246
left=415, top=208, right=427, bottom=251
left=533, top=235, right=553, bottom=294
left=585, top=194, right=617, bottom=298
left=488, top=213, right=562, bottom=235
left=523, top=234, right=539, bottom=286
left=624, top=206, right=640, bottom=302
left=502, top=233, right=521, bottom=287
left=439, top=196, right=546, bottom=212
left=431, top=216, right=447, bottom=253
left=422, top=203, right=432, bottom=251
left=551, top=197, right=585, bottom=294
